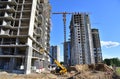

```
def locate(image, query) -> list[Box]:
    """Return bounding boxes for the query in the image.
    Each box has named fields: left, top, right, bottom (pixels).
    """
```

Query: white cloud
left=101, top=41, right=120, bottom=48
left=102, top=54, right=113, bottom=59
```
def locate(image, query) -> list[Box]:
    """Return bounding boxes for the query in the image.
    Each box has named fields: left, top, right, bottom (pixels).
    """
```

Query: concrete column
left=24, top=46, right=32, bottom=74
left=28, top=0, right=37, bottom=37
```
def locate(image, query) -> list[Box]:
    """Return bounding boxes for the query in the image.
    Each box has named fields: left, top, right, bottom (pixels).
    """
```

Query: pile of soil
left=67, top=63, right=114, bottom=79
left=68, top=71, right=113, bottom=79
left=68, top=63, right=113, bottom=72
left=89, top=63, right=113, bottom=72
left=67, top=64, right=89, bottom=72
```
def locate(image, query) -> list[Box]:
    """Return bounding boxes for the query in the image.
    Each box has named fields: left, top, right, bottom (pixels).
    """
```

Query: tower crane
left=52, top=12, right=73, bottom=66
left=52, top=12, right=73, bottom=42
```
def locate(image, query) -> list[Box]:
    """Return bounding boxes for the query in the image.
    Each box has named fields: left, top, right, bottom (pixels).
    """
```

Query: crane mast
left=52, top=12, right=73, bottom=42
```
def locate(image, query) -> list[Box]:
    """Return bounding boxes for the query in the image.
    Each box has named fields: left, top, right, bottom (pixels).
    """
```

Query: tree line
left=104, top=58, right=120, bottom=67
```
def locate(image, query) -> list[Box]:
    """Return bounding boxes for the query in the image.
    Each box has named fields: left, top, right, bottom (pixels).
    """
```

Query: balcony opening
left=17, top=47, right=26, bottom=55
left=1, top=47, right=14, bottom=55
left=19, top=29, right=28, bottom=35
left=40, top=0, right=44, bottom=3
left=0, top=58, right=10, bottom=70
left=0, top=12, right=5, bottom=16
left=15, top=58, right=25, bottom=71
left=0, top=21, right=3, bottom=25
left=21, top=20, right=29, bottom=26
left=25, top=0, right=32, bottom=3
left=16, top=12, right=21, bottom=18
left=13, top=30, right=17, bottom=35
left=23, top=4, right=32, bottom=10
left=14, top=20, right=19, bottom=26
left=17, top=5, right=22, bottom=11
left=0, top=38, right=2, bottom=45
left=19, top=38, right=27, bottom=45
left=2, top=38, right=16, bottom=45
left=22, top=12, right=30, bottom=18
left=19, top=0, right=23, bottom=4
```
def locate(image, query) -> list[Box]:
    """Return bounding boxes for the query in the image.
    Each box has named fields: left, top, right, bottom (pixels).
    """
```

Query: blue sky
left=50, top=0, right=120, bottom=61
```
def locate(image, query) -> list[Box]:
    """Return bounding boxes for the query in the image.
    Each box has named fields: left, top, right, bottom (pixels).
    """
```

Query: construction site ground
left=0, top=64, right=120, bottom=79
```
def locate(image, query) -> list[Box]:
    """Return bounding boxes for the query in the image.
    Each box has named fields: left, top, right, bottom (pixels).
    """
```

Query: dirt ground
left=0, top=64, right=119, bottom=79
left=0, top=70, right=115, bottom=79
left=0, top=71, right=57, bottom=79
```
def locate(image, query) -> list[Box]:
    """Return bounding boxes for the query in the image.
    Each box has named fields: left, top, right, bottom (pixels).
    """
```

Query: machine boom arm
left=40, top=48, right=67, bottom=74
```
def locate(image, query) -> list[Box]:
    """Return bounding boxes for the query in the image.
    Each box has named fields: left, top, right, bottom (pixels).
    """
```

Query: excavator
left=40, top=48, right=67, bottom=74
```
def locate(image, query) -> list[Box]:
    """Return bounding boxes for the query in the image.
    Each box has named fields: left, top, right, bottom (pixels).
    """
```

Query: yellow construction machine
left=40, top=48, right=67, bottom=74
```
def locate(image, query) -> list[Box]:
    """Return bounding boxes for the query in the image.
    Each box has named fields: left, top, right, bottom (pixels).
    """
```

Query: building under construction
left=91, top=28, right=102, bottom=63
left=70, top=13, right=95, bottom=65
left=50, top=45, right=60, bottom=64
left=0, top=0, right=51, bottom=74
left=64, top=41, right=71, bottom=66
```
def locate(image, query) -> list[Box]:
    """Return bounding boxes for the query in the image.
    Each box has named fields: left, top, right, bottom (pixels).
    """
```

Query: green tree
left=104, top=58, right=120, bottom=67
left=104, top=59, right=111, bottom=66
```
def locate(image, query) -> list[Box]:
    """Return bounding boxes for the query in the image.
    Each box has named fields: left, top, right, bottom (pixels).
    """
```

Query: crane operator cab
left=56, top=66, right=62, bottom=73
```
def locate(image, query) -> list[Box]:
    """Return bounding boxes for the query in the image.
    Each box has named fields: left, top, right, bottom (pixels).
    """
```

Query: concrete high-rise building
left=70, top=13, right=95, bottom=65
left=91, top=29, right=102, bottom=63
left=64, top=41, right=71, bottom=66
left=0, top=0, right=51, bottom=74
left=50, top=45, right=60, bottom=64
